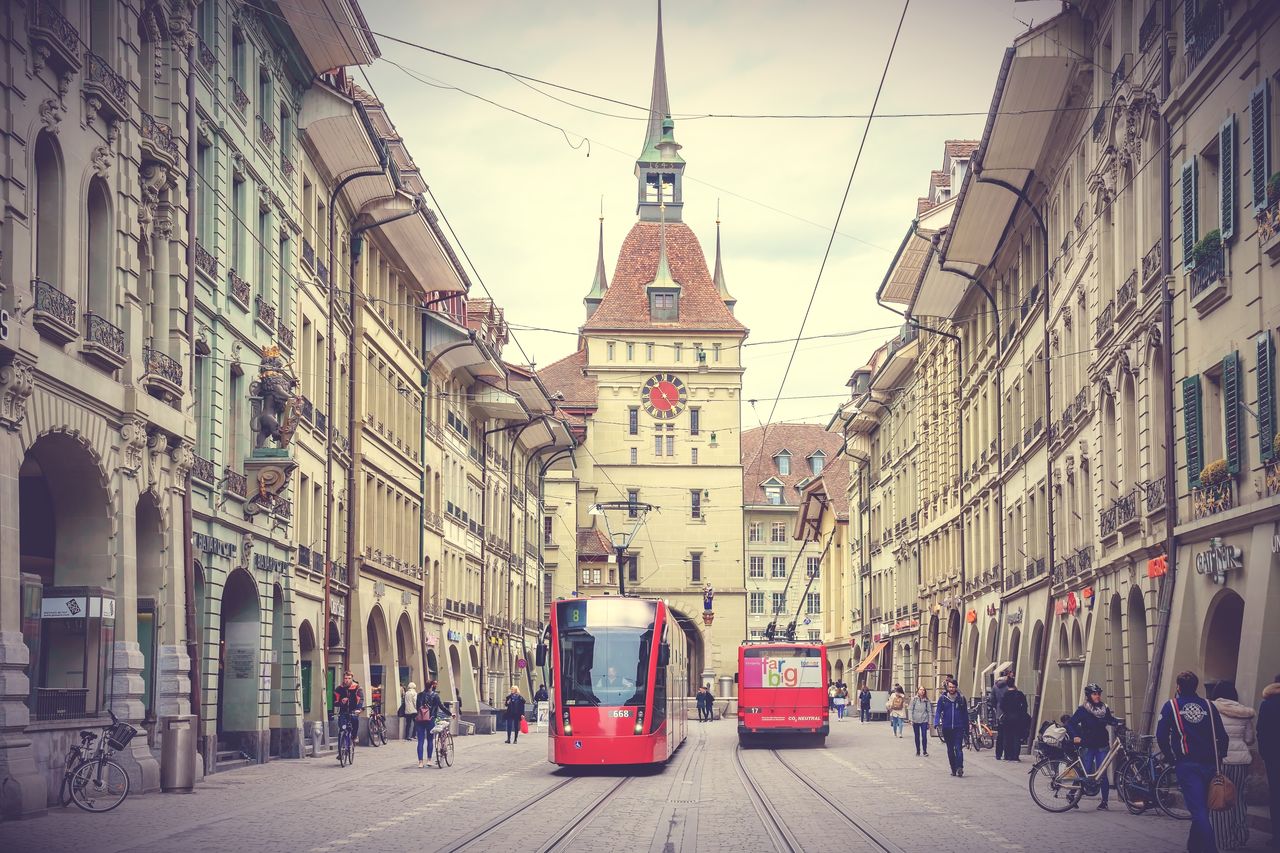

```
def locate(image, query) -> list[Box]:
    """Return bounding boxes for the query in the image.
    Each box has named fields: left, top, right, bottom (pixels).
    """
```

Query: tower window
left=650, top=290, right=678, bottom=321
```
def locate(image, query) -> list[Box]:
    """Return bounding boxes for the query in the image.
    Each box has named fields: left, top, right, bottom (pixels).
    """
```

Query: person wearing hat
left=1068, top=683, right=1123, bottom=809
left=401, top=681, right=418, bottom=740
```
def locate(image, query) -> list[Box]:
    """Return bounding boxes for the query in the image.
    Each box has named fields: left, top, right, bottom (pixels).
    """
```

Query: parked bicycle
left=969, top=716, right=996, bottom=751
left=1112, top=729, right=1189, bottom=820
left=59, top=709, right=137, bottom=813
left=1030, top=722, right=1185, bottom=815
left=368, top=704, right=388, bottom=746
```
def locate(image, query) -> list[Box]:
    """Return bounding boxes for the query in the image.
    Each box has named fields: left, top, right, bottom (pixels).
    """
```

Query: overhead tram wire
left=745, top=0, right=911, bottom=479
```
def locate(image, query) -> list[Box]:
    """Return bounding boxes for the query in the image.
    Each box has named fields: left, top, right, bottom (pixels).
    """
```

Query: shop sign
left=1195, top=537, right=1243, bottom=585
left=88, top=597, right=116, bottom=620
left=1147, top=555, right=1169, bottom=579
left=254, top=554, right=289, bottom=574
left=328, top=595, right=346, bottom=618
left=1272, top=531, right=1280, bottom=555
left=1082, top=587, right=1094, bottom=608
left=446, top=630, right=463, bottom=642
left=1066, top=592, right=1078, bottom=614
left=425, top=634, right=439, bottom=647
left=41, top=597, right=87, bottom=619
left=0, top=308, right=11, bottom=342
left=193, top=532, right=237, bottom=558
left=516, top=658, right=527, bottom=669
left=1054, top=599, right=1065, bottom=616
left=1005, top=607, right=1024, bottom=625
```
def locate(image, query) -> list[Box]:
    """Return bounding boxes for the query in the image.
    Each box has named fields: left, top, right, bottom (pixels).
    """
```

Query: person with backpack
left=1157, top=670, right=1229, bottom=853
left=414, top=679, right=448, bottom=767
left=933, top=679, right=970, bottom=777
left=887, top=686, right=908, bottom=737
left=999, top=675, right=1030, bottom=762
left=909, top=686, right=933, bottom=757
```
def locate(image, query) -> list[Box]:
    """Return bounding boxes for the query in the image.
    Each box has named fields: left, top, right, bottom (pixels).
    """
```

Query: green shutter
left=1249, top=82, right=1272, bottom=212
left=1181, top=159, right=1198, bottom=267
left=1258, top=333, right=1277, bottom=461
left=1183, top=375, right=1204, bottom=487
left=1223, top=351, right=1242, bottom=475
left=1220, top=116, right=1236, bottom=242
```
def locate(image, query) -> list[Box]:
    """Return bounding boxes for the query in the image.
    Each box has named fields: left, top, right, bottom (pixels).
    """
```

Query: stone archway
left=135, top=492, right=164, bottom=721
left=1202, top=588, right=1245, bottom=686
left=298, top=620, right=320, bottom=724
left=394, top=612, right=418, bottom=713
left=1127, top=588, right=1149, bottom=717
left=1108, top=593, right=1127, bottom=719
left=218, top=568, right=262, bottom=760
left=365, top=606, right=391, bottom=708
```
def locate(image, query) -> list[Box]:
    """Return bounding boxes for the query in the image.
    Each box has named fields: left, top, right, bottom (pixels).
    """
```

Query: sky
left=358, top=0, right=1063, bottom=425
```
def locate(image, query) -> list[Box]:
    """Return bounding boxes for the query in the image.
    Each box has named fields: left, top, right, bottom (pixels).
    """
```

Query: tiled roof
left=577, top=527, right=612, bottom=559
left=582, top=221, right=746, bottom=332
left=930, top=169, right=950, bottom=189
left=944, top=140, right=979, bottom=159
left=741, top=423, right=845, bottom=506
left=916, top=197, right=935, bottom=216
left=538, top=349, right=598, bottom=407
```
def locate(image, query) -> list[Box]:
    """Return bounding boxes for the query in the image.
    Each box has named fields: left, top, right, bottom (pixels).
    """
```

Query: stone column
left=0, top=419, right=49, bottom=818
left=150, top=210, right=172, bottom=353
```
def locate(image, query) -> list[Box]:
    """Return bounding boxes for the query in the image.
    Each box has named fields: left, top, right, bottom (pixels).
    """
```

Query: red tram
left=736, top=642, right=829, bottom=745
left=539, top=597, right=689, bottom=765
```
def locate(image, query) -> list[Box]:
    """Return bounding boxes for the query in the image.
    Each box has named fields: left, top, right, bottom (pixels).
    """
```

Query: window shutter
left=1183, top=375, right=1204, bottom=487
left=1249, top=82, right=1272, bottom=212
left=1181, top=160, right=1198, bottom=267
left=1223, top=351, right=1242, bottom=475
left=1258, top=333, right=1277, bottom=461
left=1220, top=116, right=1236, bottom=241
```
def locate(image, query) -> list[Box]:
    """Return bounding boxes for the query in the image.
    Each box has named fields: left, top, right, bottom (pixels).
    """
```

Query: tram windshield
left=556, top=599, right=656, bottom=707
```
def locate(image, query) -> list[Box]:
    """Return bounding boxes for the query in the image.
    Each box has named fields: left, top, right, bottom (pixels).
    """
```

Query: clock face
left=641, top=373, right=688, bottom=419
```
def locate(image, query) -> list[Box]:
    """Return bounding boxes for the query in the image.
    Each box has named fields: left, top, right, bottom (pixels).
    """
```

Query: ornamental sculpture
left=250, top=346, right=301, bottom=450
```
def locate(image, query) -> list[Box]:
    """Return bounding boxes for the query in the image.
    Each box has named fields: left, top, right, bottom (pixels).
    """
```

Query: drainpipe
left=183, top=35, right=202, bottom=762
left=507, top=417, right=550, bottom=680
left=1143, top=0, right=1179, bottom=736
left=969, top=172, right=1053, bottom=733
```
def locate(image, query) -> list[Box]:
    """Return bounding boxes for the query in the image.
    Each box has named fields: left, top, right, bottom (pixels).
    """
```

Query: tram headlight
left=634, top=708, right=645, bottom=735
left=562, top=709, right=572, bottom=735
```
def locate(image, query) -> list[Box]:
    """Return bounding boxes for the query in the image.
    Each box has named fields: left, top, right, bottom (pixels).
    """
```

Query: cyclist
left=1067, top=683, right=1123, bottom=810
left=333, top=670, right=364, bottom=756
left=414, top=679, right=449, bottom=767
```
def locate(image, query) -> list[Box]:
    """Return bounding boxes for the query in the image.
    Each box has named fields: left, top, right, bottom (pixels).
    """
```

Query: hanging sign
left=1065, top=592, right=1078, bottom=614
left=1195, top=537, right=1243, bottom=584
left=965, top=610, right=977, bottom=624
left=0, top=308, right=11, bottom=342
left=1147, top=554, right=1169, bottom=579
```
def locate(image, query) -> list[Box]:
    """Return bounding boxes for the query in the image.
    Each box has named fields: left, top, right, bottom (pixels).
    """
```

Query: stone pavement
left=5, top=716, right=1271, bottom=852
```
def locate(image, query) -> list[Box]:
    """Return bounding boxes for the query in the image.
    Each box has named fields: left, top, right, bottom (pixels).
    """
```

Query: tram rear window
left=556, top=599, right=656, bottom=707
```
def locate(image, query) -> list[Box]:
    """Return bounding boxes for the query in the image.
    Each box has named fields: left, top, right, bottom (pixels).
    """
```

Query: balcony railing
left=140, top=112, right=180, bottom=163
left=255, top=295, right=276, bottom=328
left=301, top=238, right=315, bottom=270
left=1186, top=1, right=1224, bottom=74
left=1142, top=240, right=1162, bottom=287
left=1092, top=104, right=1107, bottom=142
left=1095, top=299, right=1114, bottom=342
left=1266, top=459, right=1280, bottom=498
left=1257, top=199, right=1280, bottom=246
left=228, top=76, right=249, bottom=112
left=277, top=318, right=295, bottom=351
left=280, top=153, right=295, bottom=179
left=31, top=277, right=78, bottom=341
left=84, top=51, right=128, bottom=120
left=28, top=0, right=81, bottom=75
left=1142, top=476, right=1167, bottom=514
left=1117, top=269, right=1138, bottom=316
left=1111, top=54, right=1129, bottom=91
left=298, top=544, right=312, bottom=568
left=1139, top=2, right=1162, bottom=52
left=192, top=454, right=215, bottom=484
left=228, top=269, right=250, bottom=307
left=83, top=311, right=125, bottom=364
left=1192, top=479, right=1233, bottom=520
left=223, top=467, right=247, bottom=498
left=1100, top=490, right=1138, bottom=539
left=195, top=240, right=218, bottom=279
left=330, top=561, right=349, bottom=585
left=1189, top=243, right=1225, bottom=299
left=299, top=397, right=314, bottom=423
left=317, top=261, right=329, bottom=288
left=142, top=345, right=183, bottom=388
left=258, top=116, right=276, bottom=148
left=315, top=410, right=328, bottom=433
left=197, top=36, right=217, bottom=75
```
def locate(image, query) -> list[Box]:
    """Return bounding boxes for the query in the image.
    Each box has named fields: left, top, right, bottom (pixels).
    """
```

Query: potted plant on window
left=1268, top=172, right=1280, bottom=207
left=1191, top=229, right=1222, bottom=267
left=1198, top=458, right=1228, bottom=487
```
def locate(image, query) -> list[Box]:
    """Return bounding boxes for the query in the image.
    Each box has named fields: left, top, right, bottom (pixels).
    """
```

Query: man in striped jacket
left=1157, top=670, right=1229, bottom=853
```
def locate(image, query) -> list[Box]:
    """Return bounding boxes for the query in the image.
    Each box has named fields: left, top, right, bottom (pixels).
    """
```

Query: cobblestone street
left=10, top=715, right=1257, bottom=853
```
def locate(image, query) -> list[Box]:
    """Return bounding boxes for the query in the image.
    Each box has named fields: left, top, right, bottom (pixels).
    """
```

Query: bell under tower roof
left=635, top=0, right=685, bottom=223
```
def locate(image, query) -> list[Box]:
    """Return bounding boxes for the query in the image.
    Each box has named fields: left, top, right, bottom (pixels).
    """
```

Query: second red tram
left=539, top=596, right=688, bottom=765
left=736, top=642, right=829, bottom=744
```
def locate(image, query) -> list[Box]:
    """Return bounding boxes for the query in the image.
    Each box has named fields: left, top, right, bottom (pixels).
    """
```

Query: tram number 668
left=610, top=710, right=633, bottom=718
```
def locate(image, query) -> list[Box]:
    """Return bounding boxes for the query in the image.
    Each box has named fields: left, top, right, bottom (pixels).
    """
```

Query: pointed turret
left=646, top=204, right=681, bottom=321
left=713, top=216, right=736, bottom=314
left=635, top=1, right=685, bottom=223
left=584, top=215, right=609, bottom=320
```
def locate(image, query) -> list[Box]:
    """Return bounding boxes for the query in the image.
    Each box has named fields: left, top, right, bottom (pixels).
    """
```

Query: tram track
left=734, top=745, right=901, bottom=853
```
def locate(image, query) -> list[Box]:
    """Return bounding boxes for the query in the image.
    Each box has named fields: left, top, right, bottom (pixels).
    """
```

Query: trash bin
left=159, top=715, right=196, bottom=793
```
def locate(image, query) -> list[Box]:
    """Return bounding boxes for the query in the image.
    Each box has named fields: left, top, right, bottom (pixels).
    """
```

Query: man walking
left=1257, top=673, right=1280, bottom=849
left=859, top=684, right=872, bottom=723
left=933, top=679, right=970, bottom=777
left=999, top=675, right=1029, bottom=761
left=1157, top=670, right=1229, bottom=853
left=990, top=668, right=1011, bottom=759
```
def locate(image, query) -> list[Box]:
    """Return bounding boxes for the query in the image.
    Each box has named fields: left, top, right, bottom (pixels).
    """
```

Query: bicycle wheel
left=69, top=759, right=129, bottom=813
left=440, top=732, right=453, bottom=767
left=1116, top=759, right=1154, bottom=815
left=339, top=732, right=349, bottom=767
left=969, top=728, right=984, bottom=751
left=1155, top=764, right=1191, bottom=820
left=377, top=721, right=388, bottom=745
left=1028, top=757, right=1083, bottom=813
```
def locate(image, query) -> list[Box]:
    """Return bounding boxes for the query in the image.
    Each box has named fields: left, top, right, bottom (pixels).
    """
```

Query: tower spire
left=584, top=205, right=608, bottom=320
left=641, top=0, right=671, bottom=161
left=635, top=1, right=685, bottom=222
left=713, top=203, right=736, bottom=314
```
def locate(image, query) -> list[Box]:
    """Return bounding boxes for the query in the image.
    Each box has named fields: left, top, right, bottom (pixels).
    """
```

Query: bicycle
left=1029, top=724, right=1132, bottom=812
left=59, top=709, right=136, bottom=813
left=969, top=716, right=996, bottom=751
left=336, top=713, right=358, bottom=767
left=434, top=715, right=457, bottom=768
left=1112, top=730, right=1187, bottom=819
left=368, top=705, right=388, bottom=746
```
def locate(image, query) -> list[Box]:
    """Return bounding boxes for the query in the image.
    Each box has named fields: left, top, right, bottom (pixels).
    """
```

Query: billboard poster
left=743, top=655, right=824, bottom=689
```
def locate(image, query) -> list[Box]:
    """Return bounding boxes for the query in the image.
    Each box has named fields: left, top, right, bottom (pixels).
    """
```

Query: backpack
left=890, top=694, right=905, bottom=711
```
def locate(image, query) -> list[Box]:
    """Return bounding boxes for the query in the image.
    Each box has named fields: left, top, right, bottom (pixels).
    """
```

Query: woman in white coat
left=1209, top=680, right=1256, bottom=850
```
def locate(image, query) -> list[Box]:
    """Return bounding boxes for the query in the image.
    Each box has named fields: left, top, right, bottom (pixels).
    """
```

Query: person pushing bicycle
left=1067, top=683, right=1123, bottom=810
left=333, top=670, right=364, bottom=756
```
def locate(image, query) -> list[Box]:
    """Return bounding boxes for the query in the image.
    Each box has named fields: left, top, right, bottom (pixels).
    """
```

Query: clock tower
left=541, top=0, right=747, bottom=688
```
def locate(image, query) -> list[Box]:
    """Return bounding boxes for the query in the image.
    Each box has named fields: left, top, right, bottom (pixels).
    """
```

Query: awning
left=299, top=84, right=396, bottom=211
left=996, top=660, right=1013, bottom=677
left=869, top=338, right=918, bottom=392
left=471, top=383, right=528, bottom=420
left=856, top=640, right=889, bottom=674
left=912, top=246, right=979, bottom=320
left=878, top=226, right=932, bottom=307
left=364, top=192, right=467, bottom=295
left=942, top=13, right=1084, bottom=268
left=278, top=0, right=379, bottom=73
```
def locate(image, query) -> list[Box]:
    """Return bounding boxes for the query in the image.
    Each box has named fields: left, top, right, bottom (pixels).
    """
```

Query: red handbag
left=520, top=716, right=529, bottom=734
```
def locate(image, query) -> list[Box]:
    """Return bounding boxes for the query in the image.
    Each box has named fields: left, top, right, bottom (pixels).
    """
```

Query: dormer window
left=954, top=158, right=969, bottom=188
left=775, top=450, right=791, bottom=476
left=650, top=290, right=678, bottom=321
left=809, top=450, right=826, bottom=475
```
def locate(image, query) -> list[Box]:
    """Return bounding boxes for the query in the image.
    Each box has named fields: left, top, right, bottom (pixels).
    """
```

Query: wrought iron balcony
left=258, top=116, right=276, bottom=148
left=228, top=76, right=249, bottom=113
left=1111, top=54, right=1129, bottom=91
left=299, top=397, right=314, bottom=423
left=140, top=112, right=180, bottom=164
left=1192, top=479, right=1233, bottom=520
left=1142, top=476, right=1167, bottom=514
left=298, top=544, right=312, bottom=567
left=142, top=345, right=183, bottom=399
left=1142, top=241, right=1163, bottom=288
left=277, top=318, right=295, bottom=351
left=1139, top=3, right=1162, bottom=52
left=228, top=269, right=250, bottom=308
left=197, top=36, right=217, bottom=76
left=84, top=52, right=128, bottom=122
left=1092, top=104, right=1107, bottom=142
left=280, top=153, right=295, bottom=179
left=223, top=467, right=247, bottom=498
left=28, top=0, right=81, bottom=76
left=1189, top=242, right=1226, bottom=302
left=315, top=410, right=328, bottom=433
left=1117, top=269, right=1138, bottom=316
left=31, top=278, right=78, bottom=343
left=255, top=295, right=276, bottom=329
left=195, top=240, right=218, bottom=279
left=1186, top=1, right=1224, bottom=74
left=192, top=454, right=215, bottom=484
left=317, top=261, right=329, bottom=288
left=1100, top=490, right=1138, bottom=539
left=302, top=239, right=315, bottom=270
left=1095, top=299, right=1115, bottom=343
left=82, top=312, right=125, bottom=369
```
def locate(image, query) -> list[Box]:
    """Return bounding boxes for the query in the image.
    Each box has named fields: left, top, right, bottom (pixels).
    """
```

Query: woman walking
left=414, top=680, right=446, bottom=768
left=933, top=679, right=970, bottom=777
left=834, top=684, right=847, bottom=720
left=909, top=686, right=932, bottom=756
left=504, top=685, right=527, bottom=744
left=401, top=681, right=418, bottom=741
left=859, top=684, right=872, bottom=723
left=1210, top=681, right=1256, bottom=850
left=888, top=686, right=908, bottom=737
